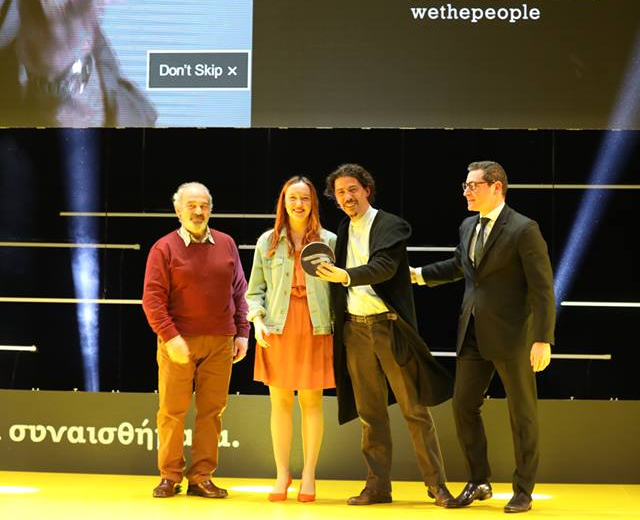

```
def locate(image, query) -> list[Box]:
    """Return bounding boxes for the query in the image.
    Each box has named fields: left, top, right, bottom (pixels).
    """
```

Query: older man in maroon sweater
left=142, top=182, right=249, bottom=499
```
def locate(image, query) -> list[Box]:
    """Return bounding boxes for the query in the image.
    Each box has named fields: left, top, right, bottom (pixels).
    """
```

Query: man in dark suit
left=317, top=163, right=454, bottom=507
left=412, top=161, right=555, bottom=513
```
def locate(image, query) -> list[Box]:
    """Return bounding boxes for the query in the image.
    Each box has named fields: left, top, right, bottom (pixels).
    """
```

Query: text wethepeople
left=410, top=3, right=541, bottom=24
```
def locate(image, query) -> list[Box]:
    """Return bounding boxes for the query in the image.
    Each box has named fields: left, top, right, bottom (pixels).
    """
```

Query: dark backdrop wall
left=252, top=0, right=640, bottom=129
left=0, top=127, right=638, bottom=399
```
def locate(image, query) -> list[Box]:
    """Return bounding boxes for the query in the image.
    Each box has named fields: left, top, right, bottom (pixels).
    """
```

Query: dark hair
left=324, top=163, right=376, bottom=202
left=468, top=161, right=509, bottom=195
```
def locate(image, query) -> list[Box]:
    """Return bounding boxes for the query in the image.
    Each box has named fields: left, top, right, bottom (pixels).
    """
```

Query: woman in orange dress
left=246, top=176, right=336, bottom=502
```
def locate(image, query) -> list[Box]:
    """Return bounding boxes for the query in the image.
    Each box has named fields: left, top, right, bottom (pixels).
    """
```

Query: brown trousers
left=344, top=320, right=446, bottom=492
left=156, top=335, right=233, bottom=484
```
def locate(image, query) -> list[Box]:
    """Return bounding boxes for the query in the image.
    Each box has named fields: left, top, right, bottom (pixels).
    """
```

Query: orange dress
left=254, top=251, right=335, bottom=390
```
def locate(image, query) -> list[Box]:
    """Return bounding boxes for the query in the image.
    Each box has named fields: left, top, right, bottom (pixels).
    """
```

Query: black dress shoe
left=187, top=479, right=228, bottom=498
left=427, top=484, right=455, bottom=507
left=448, top=481, right=493, bottom=508
left=347, top=488, right=392, bottom=505
left=152, top=478, right=181, bottom=498
left=504, top=492, right=532, bottom=513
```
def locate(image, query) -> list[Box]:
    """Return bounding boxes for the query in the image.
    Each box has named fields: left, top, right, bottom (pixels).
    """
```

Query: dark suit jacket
left=420, top=204, right=555, bottom=360
left=332, top=209, right=453, bottom=425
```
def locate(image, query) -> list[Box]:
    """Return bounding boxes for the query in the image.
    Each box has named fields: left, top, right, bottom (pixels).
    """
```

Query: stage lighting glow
left=554, top=27, right=640, bottom=309
left=0, top=486, right=39, bottom=494
left=554, top=132, right=639, bottom=308
left=62, top=129, right=101, bottom=391
left=73, top=247, right=100, bottom=386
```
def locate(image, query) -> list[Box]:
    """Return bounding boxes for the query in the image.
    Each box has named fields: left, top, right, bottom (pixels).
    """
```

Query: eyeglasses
left=462, top=181, right=492, bottom=192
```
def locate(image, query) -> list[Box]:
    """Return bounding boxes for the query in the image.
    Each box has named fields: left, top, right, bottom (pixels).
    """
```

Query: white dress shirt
left=177, top=226, right=214, bottom=247
left=414, top=201, right=505, bottom=285
left=468, top=202, right=505, bottom=265
left=345, top=206, right=389, bottom=316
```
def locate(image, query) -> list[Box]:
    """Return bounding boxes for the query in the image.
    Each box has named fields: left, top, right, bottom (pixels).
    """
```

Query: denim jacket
left=245, top=228, right=336, bottom=335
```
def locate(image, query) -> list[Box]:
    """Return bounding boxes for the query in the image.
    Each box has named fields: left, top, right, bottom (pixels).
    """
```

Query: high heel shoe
left=297, top=491, right=316, bottom=503
left=268, top=475, right=292, bottom=502
left=297, top=482, right=316, bottom=503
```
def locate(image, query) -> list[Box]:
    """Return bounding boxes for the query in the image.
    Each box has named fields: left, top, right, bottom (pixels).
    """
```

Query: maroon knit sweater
left=142, top=229, right=249, bottom=342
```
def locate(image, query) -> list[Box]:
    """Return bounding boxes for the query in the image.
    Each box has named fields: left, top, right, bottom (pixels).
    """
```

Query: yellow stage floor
left=1, top=472, right=639, bottom=520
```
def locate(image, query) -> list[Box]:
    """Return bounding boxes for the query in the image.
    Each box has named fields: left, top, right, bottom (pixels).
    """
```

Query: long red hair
left=267, top=176, right=322, bottom=258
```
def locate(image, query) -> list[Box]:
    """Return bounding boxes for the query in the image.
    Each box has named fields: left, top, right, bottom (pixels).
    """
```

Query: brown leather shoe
left=152, top=478, right=181, bottom=498
left=347, top=488, right=392, bottom=505
left=504, top=492, right=532, bottom=513
left=427, top=483, right=455, bottom=507
left=187, top=479, right=228, bottom=498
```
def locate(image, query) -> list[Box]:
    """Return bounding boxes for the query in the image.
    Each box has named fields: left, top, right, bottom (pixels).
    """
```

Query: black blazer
left=332, top=210, right=453, bottom=424
left=420, top=204, right=555, bottom=360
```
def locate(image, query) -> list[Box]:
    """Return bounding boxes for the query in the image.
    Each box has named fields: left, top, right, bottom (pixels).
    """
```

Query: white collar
left=350, top=205, right=377, bottom=231
left=177, top=226, right=214, bottom=247
left=480, top=201, right=505, bottom=222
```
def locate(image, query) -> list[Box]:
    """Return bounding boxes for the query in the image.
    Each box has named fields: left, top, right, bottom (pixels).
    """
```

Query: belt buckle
left=346, top=312, right=397, bottom=324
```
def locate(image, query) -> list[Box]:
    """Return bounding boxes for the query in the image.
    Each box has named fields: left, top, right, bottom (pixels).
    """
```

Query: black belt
left=345, top=312, right=397, bottom=325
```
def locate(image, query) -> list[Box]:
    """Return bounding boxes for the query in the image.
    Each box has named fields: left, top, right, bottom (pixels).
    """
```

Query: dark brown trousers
left=344, top=320, right=446, bottom=492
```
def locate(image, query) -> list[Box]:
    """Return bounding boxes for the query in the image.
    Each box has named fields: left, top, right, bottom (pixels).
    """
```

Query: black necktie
left=474, top=217, right=490, bottom=267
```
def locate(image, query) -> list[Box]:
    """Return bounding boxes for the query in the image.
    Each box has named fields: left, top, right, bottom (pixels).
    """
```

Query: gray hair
left=172, top=182, right=213, bottom=207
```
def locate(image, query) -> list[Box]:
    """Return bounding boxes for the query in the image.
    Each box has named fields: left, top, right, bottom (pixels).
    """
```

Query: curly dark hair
left=324, top=163, right=376, bottom=202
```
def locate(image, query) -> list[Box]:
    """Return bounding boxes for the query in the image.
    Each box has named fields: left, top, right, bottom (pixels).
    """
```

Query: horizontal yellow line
left=0, top=242, right=140, bottom=250
left=238, top=245, right=457, bottom=252
left=407, top=246, right=456, bottom=252
left=561, top=301, right=640, bottom=308
left=510, top=184, right=640, bottom=190
left=0, top=298, right=141, bottom=305
left=0, top=345, right=38, bottom=352
left=551, top=354, right=612, bottom=360
left=432, top=351, right=611, bottom=360
left=59, top=212, right=275, bottom=219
